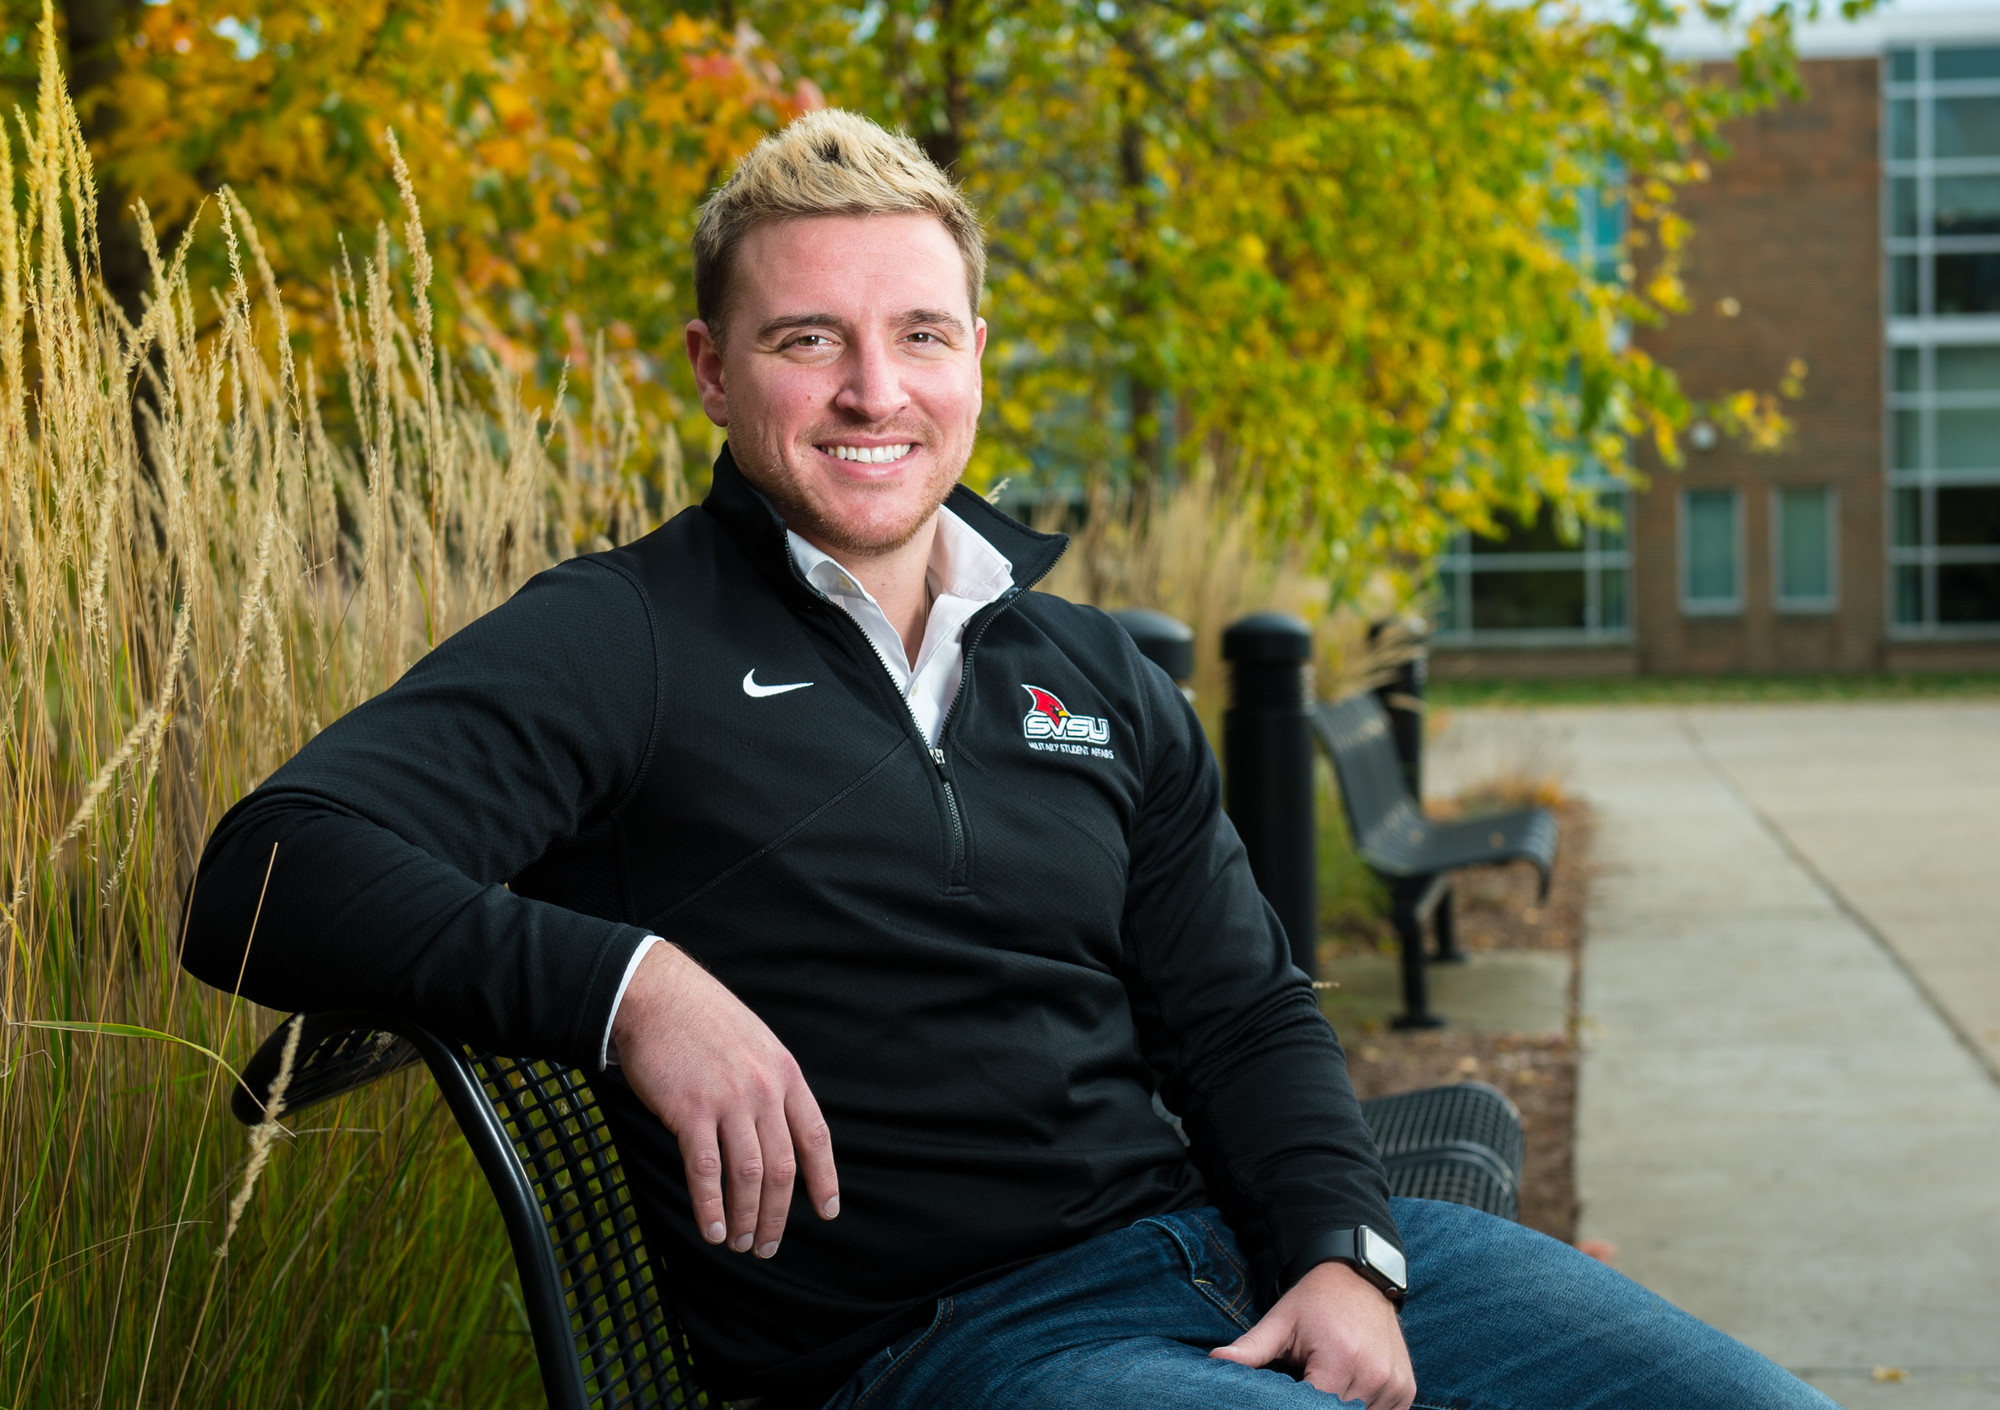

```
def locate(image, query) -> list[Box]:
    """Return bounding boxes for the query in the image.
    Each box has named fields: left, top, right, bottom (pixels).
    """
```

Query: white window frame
left=1772, top=485, right=1840, bottom=614
left=1680, top=487, right=1743, bottom=616
left=1884, top=42, right=2000, bottom=639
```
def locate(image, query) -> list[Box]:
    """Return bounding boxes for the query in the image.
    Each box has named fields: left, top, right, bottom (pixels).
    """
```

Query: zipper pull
left=929, top=747, right=948, bottom=773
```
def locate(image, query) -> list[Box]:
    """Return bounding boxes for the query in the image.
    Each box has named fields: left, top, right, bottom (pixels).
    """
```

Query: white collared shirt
left=784, top=506, right=1015, bottom=746
left=602, top=504, right=1015, bottom=1066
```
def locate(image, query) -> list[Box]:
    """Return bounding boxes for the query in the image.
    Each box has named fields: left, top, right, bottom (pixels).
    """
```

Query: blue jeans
left=817, top=1200, right=1837, bottom=1409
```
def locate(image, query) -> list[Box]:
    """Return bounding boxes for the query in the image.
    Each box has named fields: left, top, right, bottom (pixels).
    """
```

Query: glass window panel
left=1894, top=486, right=1923, bottom=547
left=1684, top=489, right=1740, bottom=605
left=1599, top=566, right=1628, bottom=629
left=1596, top=489, right=1629, bottom=552
left=1935, top=175, right=2000, bottom=235
left=1937, top=484, right=2000, bottom=545
left=1468, top=504, right=1576, bottom=555
left=1938, top=563, right=2000, bottom=622
left=1890, top=98, right=1917, bottom=160
left=1470, top=569, right=1587, bottom=631
left=1934, top=344, right=2000, bottom=389
left=1891, top=47, right=1917, bottom=84
left=1432, top=568, right=1461, bottom=633
left=1776, top=488, right=1834, bottom=602
left=1935, top=45, right=2000, bottom=80
left=1936, top=408, right=2000, bottom=468
left=1895, top=408, right=1924, bottom=468
left=1895, top=564, right=1925, bottom=624
left=1935, top=252, right=2000, bottom=314
left=1891, top=176, right=1919, bottom=237
left=1933, top=96, right=2000, bottom=157
left=1892, top=254, right=1921, bottom=316
left=1895, top=346, right=1922, bottom=392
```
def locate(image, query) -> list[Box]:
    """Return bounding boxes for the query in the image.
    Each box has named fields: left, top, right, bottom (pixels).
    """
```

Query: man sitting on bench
left=184, top=109, right=1834, bottom=1410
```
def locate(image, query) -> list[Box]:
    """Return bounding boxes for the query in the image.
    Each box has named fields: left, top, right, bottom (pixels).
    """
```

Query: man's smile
left=816, top=441, right=916, bottom=465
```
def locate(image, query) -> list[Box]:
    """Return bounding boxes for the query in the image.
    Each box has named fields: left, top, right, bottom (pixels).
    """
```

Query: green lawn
left=1428, top=671, right=2000, bottom=707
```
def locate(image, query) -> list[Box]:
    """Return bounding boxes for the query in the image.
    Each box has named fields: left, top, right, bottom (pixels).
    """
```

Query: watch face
left=1359, top=1226, right=1409, bottom=1291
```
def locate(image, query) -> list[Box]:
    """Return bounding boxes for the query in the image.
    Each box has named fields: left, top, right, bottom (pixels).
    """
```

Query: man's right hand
left=609, top=942, right=839, bottom=1259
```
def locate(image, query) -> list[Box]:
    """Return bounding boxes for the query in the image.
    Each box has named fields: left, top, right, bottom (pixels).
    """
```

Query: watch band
left=1291, top=1225, right=1409, bottom=1305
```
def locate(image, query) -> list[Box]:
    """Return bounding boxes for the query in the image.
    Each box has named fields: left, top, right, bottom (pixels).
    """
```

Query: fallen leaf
left=1872, top=1367, right=1907, bottom=1383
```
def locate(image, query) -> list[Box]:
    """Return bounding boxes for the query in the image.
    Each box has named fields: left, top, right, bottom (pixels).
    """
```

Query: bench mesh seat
left=1361, top=1081, right=1523, bottom=1222
left=236, top=1013, right=1527, bottom=1409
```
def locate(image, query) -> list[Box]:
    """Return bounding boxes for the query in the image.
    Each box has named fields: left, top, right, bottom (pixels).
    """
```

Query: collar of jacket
left=700, top=443, right=1070, bottom=602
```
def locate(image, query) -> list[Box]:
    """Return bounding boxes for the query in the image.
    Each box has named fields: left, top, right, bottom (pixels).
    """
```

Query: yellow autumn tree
left=33, top=0, right=812, bottom=462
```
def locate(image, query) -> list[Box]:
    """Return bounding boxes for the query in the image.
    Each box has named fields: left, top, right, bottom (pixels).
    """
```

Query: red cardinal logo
left=1021, top=684, right=1071, bottom=726
left=1020, top=684, right=1113, bottom=748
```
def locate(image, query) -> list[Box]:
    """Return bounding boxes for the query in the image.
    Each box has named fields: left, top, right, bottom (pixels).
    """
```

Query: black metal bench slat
left=1313, top=696, right=1559, bottom=889
left=1312, top=694, right=1561, bottom=1027
left=235, top=1014, right=1526, bottom=1410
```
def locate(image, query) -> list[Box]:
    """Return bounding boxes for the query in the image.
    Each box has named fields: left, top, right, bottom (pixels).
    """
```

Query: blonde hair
left=693, top=109, right=986, bottom=343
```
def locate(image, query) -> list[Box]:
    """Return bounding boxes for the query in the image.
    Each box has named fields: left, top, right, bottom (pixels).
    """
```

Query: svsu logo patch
left=1021, top=684, right=1115, bottom=759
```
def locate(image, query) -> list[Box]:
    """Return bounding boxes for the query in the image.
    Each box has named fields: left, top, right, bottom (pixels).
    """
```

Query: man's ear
left=974, top=316, right=987, bottom=362
left=686, top=320, right=729, bottom=427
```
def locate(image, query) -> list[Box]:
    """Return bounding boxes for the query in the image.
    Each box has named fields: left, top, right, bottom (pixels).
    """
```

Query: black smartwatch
left=1294, top=1226, right=1408, bottom=1306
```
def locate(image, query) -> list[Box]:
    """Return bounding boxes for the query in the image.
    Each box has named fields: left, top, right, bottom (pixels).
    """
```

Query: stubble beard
left=734, top=421, right=973, bottom=557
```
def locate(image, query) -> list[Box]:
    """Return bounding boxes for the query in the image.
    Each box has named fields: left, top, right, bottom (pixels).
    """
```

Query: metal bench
left=234, top=1012, right=1526, bottom=1410
left=1312, top=692, right=1560, bottom=1029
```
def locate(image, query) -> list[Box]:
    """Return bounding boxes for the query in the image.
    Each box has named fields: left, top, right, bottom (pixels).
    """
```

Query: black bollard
left=1222, top=614, right=1317, bottom=981
left=1110, top=608, right=1196, bottom=687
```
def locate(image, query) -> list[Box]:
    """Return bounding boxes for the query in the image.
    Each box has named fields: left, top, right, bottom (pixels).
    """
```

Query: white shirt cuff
left=601, top=935, right=665, bottom=1069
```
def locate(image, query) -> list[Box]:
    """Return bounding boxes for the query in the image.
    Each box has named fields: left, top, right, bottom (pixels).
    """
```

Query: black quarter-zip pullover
left=184, top=448, right=1397, bottom=1401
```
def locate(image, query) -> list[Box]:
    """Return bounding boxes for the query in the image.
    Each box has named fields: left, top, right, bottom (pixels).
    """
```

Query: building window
left=1432, top=490, right=1632, bottom=644
left=1886, top=343, right=2000, bottom=630
left=1682, top=489, right=1742, bottom=615
left=1774, top=486, right=1838, bottom=612
left=1886, top=43, right=2000, bottom=635
left=1885, top=44, right=2000, bottom=319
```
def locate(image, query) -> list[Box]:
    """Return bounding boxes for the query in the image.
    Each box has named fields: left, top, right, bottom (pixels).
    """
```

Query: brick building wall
left=1433, top=53, right=2000, bottom=678
left=1630, top=56, right=1888, bottom=673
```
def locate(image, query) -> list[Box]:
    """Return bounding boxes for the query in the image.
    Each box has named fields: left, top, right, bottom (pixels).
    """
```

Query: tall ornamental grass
left=1, top=24, right=681, bottom=1403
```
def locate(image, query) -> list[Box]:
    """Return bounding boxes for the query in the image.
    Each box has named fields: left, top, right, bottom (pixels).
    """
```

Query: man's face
left=687, top=212, right=986, bottom=556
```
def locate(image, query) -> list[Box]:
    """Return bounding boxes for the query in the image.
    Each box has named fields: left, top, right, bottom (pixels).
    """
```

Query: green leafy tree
left=743, top=0, right=1833, bottom=586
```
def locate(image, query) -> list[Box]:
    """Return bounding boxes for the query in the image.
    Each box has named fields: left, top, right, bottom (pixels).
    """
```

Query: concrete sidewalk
left=1431, top=704, right=2000, bottom=1408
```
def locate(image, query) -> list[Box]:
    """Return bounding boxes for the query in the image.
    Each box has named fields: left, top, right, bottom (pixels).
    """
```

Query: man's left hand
left=1208, top=1259, right=1415, bottom=1409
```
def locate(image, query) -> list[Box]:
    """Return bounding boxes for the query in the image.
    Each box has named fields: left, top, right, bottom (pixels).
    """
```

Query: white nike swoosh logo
left=743, top=670, right=814, bottom=698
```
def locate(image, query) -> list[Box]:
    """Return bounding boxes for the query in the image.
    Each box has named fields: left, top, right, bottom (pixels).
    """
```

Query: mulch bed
left=1339, top=799, right=1593, bottom=1244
